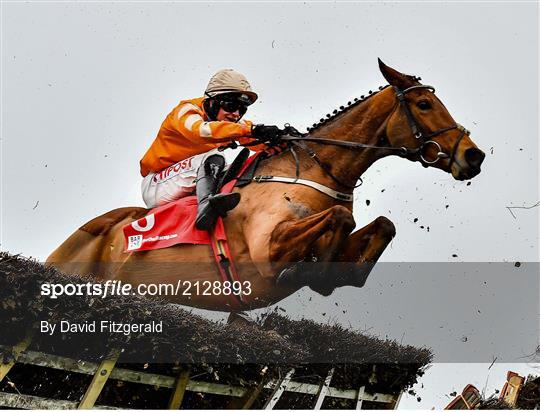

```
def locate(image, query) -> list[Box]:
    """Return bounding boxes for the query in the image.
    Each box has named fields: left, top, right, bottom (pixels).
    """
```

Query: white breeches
left=141, top=149, right=227, bottom=209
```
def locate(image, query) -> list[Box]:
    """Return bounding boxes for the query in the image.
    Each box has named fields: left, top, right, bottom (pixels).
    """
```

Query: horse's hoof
left=347, top=263, right=374, bottom=288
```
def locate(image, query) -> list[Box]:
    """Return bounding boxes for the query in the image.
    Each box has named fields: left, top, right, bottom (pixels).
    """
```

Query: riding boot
left=195, top=154, right=241, bottom=231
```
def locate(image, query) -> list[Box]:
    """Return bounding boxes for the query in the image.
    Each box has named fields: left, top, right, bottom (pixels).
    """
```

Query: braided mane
left=307, top=75, right=422, bottom=132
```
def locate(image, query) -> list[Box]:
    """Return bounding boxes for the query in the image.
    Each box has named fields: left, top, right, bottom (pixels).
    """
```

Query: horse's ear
left=378, top=58, right=416, bottom=90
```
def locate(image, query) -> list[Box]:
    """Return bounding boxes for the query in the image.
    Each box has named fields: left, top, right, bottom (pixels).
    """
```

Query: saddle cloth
left=123, top=151, right=261, bottom=252
left=123, top=197, right=227, bottom=252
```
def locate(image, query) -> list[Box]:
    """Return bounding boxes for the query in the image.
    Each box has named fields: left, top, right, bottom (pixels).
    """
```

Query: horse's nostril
left=465, top=148, right=485, bottom=168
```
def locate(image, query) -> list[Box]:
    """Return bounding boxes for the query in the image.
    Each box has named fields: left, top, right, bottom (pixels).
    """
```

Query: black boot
left=195, top=155, right=241, bottom=231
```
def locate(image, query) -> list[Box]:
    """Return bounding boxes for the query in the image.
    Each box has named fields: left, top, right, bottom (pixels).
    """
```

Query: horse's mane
left=308, top=74, right=421, bottom=132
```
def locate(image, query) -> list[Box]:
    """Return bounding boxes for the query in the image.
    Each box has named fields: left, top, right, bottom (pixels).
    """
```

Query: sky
left=1, top=1, right=539, bottom=409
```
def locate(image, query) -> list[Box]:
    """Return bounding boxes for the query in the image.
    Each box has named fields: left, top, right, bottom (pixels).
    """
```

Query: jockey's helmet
left=204, top=69, right=258, bottom=104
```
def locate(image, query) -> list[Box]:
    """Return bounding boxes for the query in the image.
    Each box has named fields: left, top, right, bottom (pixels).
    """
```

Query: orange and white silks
left=140, top=97, right=264, bottom=177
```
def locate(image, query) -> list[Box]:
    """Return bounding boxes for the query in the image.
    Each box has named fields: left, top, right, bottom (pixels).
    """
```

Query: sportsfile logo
left=40, top=279, right=252, bottom=299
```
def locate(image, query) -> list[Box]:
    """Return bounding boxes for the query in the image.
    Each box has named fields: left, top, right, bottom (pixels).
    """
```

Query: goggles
left=216, top=93, right=251, bottom=116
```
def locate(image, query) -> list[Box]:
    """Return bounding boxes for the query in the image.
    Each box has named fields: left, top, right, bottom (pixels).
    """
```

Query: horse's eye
left=417, top=100, right=431, bottom=110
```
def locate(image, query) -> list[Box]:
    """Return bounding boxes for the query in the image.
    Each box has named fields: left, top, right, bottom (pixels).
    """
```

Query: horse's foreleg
left=269, top=205, right=355, bottom=288
left=334, top=216, right=396, bottom=288
left=270, top=205, right=355, bottom=262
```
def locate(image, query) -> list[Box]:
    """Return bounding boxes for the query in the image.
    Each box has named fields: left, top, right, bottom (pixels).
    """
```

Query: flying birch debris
left=506, top=201, right=540, bottom=219
left=488, top=356, right=497, bottom=370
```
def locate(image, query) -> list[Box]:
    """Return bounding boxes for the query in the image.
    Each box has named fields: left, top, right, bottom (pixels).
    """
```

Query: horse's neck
left=302, top=87, right=397, bottom=189
left=260, top=87, right=396, bottom=191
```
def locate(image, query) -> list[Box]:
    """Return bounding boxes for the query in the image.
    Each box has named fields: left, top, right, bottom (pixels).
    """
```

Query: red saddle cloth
left=123, top=197, right=226, bottom=252
left=123, top=153, right=259, bottom=253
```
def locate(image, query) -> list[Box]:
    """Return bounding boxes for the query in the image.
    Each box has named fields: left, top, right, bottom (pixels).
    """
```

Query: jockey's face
left=213, top=93, right=250, bottom=122
left=216, top=107, right=242, bottom=123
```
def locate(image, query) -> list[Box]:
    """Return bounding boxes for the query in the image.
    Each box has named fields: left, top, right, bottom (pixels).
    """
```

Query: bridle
left=235, top=83, right=471, bottom=201
left=276, top=84, right=470, bottom=190
left=393, top=85, right=469, bottom=167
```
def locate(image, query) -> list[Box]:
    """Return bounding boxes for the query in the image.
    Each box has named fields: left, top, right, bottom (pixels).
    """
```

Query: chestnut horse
left=47, top=60, right=485, bottom=312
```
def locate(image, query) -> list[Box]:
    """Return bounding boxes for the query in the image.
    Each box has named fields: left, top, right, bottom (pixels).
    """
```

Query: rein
left=233, top=84, right=470, bottom=202
left=281, top=85, right=469, bottom=164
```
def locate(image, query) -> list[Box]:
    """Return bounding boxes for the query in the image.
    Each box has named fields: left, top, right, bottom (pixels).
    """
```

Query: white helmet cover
left=204, top=69, right=258, bottom=104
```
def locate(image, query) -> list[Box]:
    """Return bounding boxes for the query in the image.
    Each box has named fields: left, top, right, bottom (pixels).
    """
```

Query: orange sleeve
left=170, top=103, right=251, bottom=144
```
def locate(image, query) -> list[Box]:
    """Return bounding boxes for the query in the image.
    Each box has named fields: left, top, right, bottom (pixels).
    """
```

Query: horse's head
left=378, top=59, right=485, bottom=180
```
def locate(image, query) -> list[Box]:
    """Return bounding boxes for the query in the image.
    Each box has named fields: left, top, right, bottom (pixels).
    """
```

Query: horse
left=46, top=60, right=485, bottom=312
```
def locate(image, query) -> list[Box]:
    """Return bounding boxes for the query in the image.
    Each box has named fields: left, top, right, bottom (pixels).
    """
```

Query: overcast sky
left=1, top=1, right=538, bottom=409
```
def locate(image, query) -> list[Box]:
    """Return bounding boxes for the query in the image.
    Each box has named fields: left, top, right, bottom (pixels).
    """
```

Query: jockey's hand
left=251, top=124, right=283, bottom=145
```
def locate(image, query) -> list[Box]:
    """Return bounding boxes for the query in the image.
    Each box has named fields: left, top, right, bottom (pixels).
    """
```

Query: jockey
left=140, top=69, right=282, bottom=231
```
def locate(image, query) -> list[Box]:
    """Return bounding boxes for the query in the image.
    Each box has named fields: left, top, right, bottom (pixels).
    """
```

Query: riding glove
left=251, top=124, right=283, bottom=145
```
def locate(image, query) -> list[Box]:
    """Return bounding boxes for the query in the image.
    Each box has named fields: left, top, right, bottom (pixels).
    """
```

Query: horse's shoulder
left=79, top=207, right=149, bottom=237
